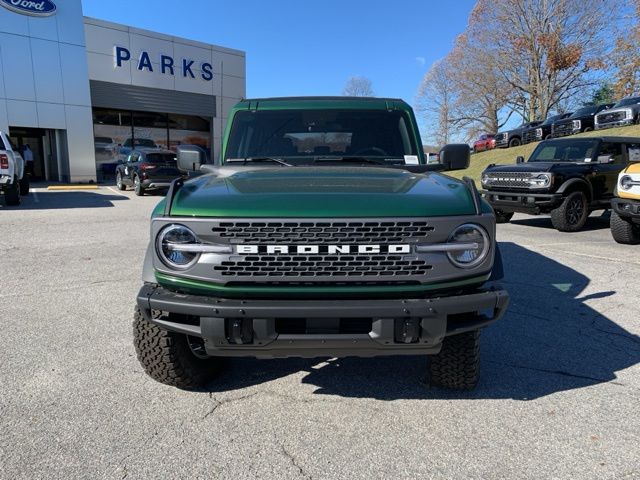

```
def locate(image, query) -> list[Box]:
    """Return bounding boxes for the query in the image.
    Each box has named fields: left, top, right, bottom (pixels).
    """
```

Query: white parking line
left=106, top=186, right=128, bottom=196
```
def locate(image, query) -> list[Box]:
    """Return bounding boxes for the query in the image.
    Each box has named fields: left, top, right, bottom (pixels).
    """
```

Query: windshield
left=613, top=97, right=640, bottom=108
left=94, top=137, right=113, bottom=144
left=541, top=114, right=564, bottom=126
left=224, top=109, right=419, bottom=164
left=146, top=153, right=177, bottom=163
left=528, top=139, right=598, bottom=163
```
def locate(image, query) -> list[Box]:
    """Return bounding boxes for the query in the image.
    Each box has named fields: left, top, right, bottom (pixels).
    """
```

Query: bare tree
left=469, top=0, right=619, bottom=120
left=416, top=60, right=457, bottom=146
left=342, top=76, right=374, bottom=97
left=612, top=0, right=640, bottom=97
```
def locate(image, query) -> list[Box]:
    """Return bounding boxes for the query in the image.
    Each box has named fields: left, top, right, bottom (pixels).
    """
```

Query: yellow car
left=611, top=158, right=640, bottom=244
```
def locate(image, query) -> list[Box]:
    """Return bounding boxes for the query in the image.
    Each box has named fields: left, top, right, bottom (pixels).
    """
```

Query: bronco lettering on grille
left=236, top=244, right=412, bottom=254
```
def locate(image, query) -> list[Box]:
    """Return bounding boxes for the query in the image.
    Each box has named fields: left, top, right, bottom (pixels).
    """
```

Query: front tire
left=495, top=210, right=514, bottom=224
left=610, top=210, right=640, bottom=244
left=4, top=177, right=20, bottom=205
left=429, top=330, right=481, bottom=390
left=133, top=307, right=221, bottom=389
left=116, top=171, right=126, bottom=191
left=550, top=191, right=588, bottom=232
left=583, top=127, right=593, bottom=132
left=508, top=137, right=521, bottom=148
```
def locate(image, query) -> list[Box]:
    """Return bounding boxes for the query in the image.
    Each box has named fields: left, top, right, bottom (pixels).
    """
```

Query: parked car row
left=480, top=136, right=640, bottom=244
left=473, top=96, right=640, bottom=151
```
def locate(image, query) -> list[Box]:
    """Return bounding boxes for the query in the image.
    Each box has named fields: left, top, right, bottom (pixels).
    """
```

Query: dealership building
left=0, top=0, right=246, bottom=182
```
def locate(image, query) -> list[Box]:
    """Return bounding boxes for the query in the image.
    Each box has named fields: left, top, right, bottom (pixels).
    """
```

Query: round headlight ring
left=156, top=224, right=201, bottom=270
left=446, top=223, right=491, bottom=269
left=620, top=175, right=633, bottom=191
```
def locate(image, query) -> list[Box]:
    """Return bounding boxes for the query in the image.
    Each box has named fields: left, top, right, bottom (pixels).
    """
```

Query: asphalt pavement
left=1, top=186, right=638, bottom=479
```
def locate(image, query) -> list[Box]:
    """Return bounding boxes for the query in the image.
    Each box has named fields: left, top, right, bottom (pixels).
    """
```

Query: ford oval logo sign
left=0, top=0, right=57, bottom=16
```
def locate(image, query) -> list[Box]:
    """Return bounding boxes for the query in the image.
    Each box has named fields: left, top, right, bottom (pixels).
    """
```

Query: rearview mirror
left=177, top=145, right=207, bottom=172
left=439, top=144, right=470, bottom=171
left=516, top=156, right=525, bottom=164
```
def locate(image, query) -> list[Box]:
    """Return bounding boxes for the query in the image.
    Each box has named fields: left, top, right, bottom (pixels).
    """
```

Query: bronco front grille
left=483, top=172, right=537, bottom=189
left=213, top=254, right=434, bottom=277
left=212, top=221, right=435, bottom=244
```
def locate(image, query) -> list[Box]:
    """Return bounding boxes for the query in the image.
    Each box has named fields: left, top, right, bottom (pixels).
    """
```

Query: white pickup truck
left=0, top=131, right=29, bottom=205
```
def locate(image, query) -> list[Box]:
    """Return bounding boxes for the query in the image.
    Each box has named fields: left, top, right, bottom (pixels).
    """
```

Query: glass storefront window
left=92, top=108, right=212, bottom=180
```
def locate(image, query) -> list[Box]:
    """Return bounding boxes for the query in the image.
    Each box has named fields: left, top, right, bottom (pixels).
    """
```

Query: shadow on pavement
left=0, top=191, right=129, bottom=210
left=202, top=241, right=639, bottom=400
left=510, top=212, right=611, bottom=232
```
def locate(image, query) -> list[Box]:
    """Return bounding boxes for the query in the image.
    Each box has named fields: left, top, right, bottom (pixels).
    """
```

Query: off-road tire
left=4, top=177, right=20, bottom=205
left=134, top=175, right=145, bottom=196
left=610, top=210, right=640, bottom=244
left=508, top=137, right=521, bottom=148
left=429, top=330, right=480, bottom=390
left=550, top=191, right=588, bottom=232
left=19, top=175, right=30, bottom=196
left=495, top=210, right=514, bottom=224
left=133, top=307, right=220, bottom=389
left=116, top=171, right=126, bottom=191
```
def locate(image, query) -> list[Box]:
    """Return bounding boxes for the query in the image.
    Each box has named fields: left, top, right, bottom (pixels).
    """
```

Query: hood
left=164, top=166, right=477, bottom=217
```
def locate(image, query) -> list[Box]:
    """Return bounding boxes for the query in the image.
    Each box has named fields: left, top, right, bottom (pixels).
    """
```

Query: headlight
left=620, top=175, right=634, bottom=191
left=529, top=173, right=552, bottom=188
left=156, top=224, right=201, bottom=269
left=446, top=224, right=490, bottom=269
left=535, top=128, right=543, bottom=137
left=573, top=120, right=581, bottom=129
left=481, top=173, right=490, bottom=186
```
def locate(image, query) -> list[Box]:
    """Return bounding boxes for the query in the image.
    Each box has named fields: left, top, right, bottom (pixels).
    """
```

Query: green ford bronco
left=134, top=97, right=509, bottom=390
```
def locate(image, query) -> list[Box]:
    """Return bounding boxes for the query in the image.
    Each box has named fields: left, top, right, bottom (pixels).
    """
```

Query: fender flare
left=556, top=178, right=593, bottom=201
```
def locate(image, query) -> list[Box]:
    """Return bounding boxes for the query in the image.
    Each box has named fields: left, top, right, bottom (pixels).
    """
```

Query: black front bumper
left=612, top=197, right=640, bottom=223
left=137, top=284, right=509, bottom=358
left=481, top=189, right=563, bottom=214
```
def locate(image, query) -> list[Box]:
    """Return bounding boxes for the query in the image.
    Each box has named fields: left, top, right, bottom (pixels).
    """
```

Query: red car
left=473, top=134, right=496, bottom=153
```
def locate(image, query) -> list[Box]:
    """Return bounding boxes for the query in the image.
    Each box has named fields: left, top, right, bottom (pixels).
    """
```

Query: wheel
left=4, top=177, right=20, bottom=206
left=508, top=137, right=521, bottom=147
left=583, top=127, right=593, bottom=132
left=133, top=307, right=221, bottom=389
left=550, top=191, right=589, bottom=232
left=494, top=210, right=514, bottom=224
left=19, top=175, right=30, bottom=196
left=133, top=175, right=145, bottom=196
left=544, top=134, right=552, bottom=140
left=429, top=330, right=480, bottom=390
left=116, top=171, right=127, bottom=191
left=610, top=210, right=640, bottom=244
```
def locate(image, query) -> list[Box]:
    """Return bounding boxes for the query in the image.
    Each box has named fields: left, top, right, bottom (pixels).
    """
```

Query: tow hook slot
left=226, top=318, right=254, bottom=344
left=394, top=318, right=421, bottom=344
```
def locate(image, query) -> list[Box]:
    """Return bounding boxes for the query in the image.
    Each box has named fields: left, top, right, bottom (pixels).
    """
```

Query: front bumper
left=595, top=119, right=634, bottom=130
left=612, top=197, right=640, bottom=223
left=480, top=189, right=562, bottom=213
left=137, top=284, right=509, bottom=358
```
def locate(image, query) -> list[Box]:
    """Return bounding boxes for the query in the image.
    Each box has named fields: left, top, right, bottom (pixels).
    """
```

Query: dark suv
left=115, top=148, right=184, bottom=196
left=522, top=113, right=572, bottom=144
left=494, top=121, right=543, bottom=148
left=551, top=103, right=615, bottom=138
left=480, top=137, right=637, bottom=231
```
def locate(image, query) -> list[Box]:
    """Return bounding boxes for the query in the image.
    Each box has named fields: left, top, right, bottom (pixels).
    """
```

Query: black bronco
left=480, top=136, right=637, bottom=231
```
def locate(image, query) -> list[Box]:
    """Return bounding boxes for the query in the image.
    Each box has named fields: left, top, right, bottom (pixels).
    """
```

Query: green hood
left=160, top=167, right=477, bottom=218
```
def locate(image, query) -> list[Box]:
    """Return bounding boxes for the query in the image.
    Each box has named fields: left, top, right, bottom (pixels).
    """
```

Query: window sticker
left=404, top=155, right=420, bottom=165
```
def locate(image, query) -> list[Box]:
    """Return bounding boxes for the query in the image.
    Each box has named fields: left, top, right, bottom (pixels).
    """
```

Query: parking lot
left=1, top=186, right=639, bottom=480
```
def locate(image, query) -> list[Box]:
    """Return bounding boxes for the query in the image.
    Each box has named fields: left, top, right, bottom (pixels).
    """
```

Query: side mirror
left=177, top=145, right=207, bottom=172
left=597, top=155, right=614, bottom=164
left=439, top=144, right=470, bottom=171
left=516, top=156, right=525, bottom=164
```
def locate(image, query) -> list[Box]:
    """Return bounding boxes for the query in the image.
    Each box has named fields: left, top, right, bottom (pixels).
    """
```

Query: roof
left=232, top=96, right=411, bottom=111
left=134, top=148, right=176, bottom=155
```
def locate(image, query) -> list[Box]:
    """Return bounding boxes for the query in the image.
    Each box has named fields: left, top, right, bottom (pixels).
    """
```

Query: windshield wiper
left=312, top=156, right=390, bottom=165
left=226, top=157, right=293, bottom=167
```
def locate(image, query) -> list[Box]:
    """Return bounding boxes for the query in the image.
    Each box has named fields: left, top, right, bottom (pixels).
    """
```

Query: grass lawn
left=448, top=124, right=640, bottom=184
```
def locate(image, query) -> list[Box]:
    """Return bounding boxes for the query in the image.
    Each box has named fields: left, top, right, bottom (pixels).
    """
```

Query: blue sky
left=81, top=0, right=476, bottom=110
